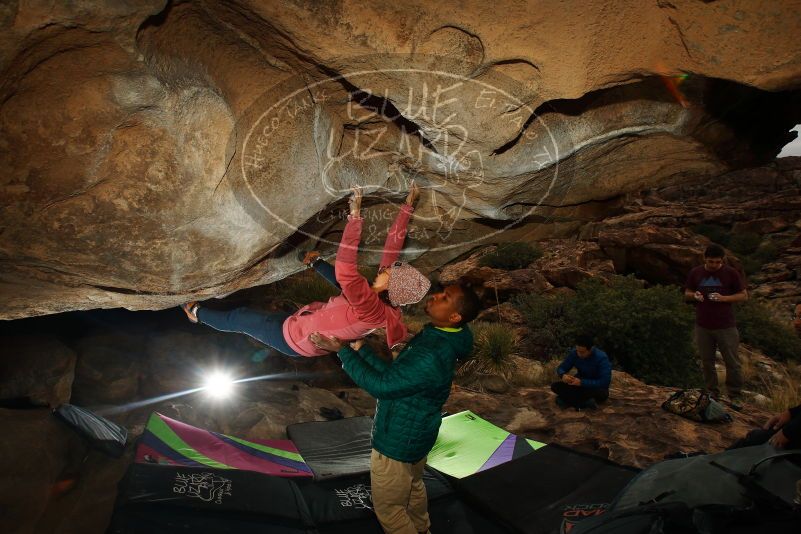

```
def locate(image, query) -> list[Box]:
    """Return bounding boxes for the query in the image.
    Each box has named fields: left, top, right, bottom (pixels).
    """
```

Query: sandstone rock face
left=0, top=408, right=129, bottom=534
left=0, top=335, right=76, bottom=407
left=2, top=1, right=801, bottom=319
left=429, top=158, right=801, bottom=354
left=589, top=158, right=801, bottom=312
left=71, top=332, right=143, bottom=406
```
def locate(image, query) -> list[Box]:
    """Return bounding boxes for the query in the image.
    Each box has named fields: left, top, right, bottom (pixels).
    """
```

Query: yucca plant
left=479, top=242, right=543, bottom=270
left=459, top=322, right=518, bottom=381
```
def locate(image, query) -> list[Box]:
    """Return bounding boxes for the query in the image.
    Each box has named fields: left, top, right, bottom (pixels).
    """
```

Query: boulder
left=71, top=332, right=143, bottom=406
left=0, top=336, right=76, bottom=407
left=2, top=1, right=801, bottom=318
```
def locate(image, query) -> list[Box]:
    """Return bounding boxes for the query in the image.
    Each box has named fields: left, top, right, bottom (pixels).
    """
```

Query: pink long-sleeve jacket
left=282, top=204, right=413, bottom=357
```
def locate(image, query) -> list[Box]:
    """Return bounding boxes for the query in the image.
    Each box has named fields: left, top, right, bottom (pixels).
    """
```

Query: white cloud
left=778, top=125, right=801, bottom=157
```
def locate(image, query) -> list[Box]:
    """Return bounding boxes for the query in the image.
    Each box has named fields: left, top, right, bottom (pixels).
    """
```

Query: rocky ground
left=0, top=348, right=778, bottom=534
left=0, top=296, right=793, bottom=534
left=2, top=160, right=799, bottom=532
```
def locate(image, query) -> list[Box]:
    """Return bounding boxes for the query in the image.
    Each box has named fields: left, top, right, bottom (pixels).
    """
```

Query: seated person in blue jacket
left=551, top=334, right=612, bottom=409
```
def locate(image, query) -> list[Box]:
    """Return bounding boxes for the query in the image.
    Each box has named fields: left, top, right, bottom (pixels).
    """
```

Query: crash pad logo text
left=172, top=472, right=232, bottom=505
left=560, top=503, right=608, bottom=533
left=334, top=483, right=373, bottom=510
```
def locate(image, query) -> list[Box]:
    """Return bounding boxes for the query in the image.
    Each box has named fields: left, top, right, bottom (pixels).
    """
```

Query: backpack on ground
left=572, top=445, right=801, bottom=534
left=661, top=389, right=732, bottom=423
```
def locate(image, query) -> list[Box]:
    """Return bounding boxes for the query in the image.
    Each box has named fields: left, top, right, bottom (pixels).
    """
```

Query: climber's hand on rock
left=349, top=187, right=362, bottom=218
left=405, top=180, right=420, bottom=206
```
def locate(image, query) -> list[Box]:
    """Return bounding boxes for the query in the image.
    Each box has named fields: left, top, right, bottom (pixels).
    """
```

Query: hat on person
left=387, top=262, right=431, bottom=307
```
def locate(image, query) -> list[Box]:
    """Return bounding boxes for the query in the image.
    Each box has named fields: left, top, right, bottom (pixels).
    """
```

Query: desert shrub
left=693, top=225, right=777, bottom=275
left=272, top=269, right=339, bottom=305
left=740, top=256, right=764, bottom=276
left=513, top=291, right=575, bottom=358
left=736, top=300, right=801, bottom=361
left=693, top=224, right=730, bottom=247
left=508, top=357, right=562, bottom=388
left=728, top=232, right=762, bottom=256
left=515, top=276, right=702, bottom=387
left=763, top=374, right=801, bottom=412
left=739, top=240, right=781, bottom=275
left=479, top=242, right=543, bottom=270
left=752, top=241, right=779, bottom=264
left=402, top=312, right=429, bottom=335
left=272, top=263, right=384, bottom=306
left=458, top=322, right=518, bottom=379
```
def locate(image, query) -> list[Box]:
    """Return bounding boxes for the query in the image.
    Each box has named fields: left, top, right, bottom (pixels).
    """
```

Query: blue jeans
left=311, top=258, right=340, bottom=289
left=197, top=308, right=300, bottom=357
left=195, top=259, right=340, bottom=358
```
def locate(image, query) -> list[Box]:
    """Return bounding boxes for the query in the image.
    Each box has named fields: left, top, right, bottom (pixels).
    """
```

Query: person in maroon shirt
left=684, top=244, right=748, bottom=405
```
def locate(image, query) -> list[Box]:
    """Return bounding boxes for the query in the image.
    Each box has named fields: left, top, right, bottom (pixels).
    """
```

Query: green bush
left=728, top=232, right=762, bottom=256
left=738, top=240, right=780, bottom=275
left=273, top=263, right=384, bottom=306
left=739, top=256, right=764, bottom=276
left=513, top=291, right=575, bottom=358
left=272, top=270, right=339, bottom=305
left=693, top=224, right=730, bottom=247
left=752, top=241, right=779, bottom=264
left=459, top=322, right=518, bottom=379
left=736, top=300, right=801, bottom=361
left=479, top=242, right=543, bottom=270
left=514, top=276, right=702, bottom=387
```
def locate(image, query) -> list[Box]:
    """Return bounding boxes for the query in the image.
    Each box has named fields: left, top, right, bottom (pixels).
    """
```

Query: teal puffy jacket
left=338, top=323, right=473, bottom=463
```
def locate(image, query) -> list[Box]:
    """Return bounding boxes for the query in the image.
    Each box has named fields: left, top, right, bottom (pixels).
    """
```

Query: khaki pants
left=370, top=449, right=430, bottom=534
left=695, top=326, right=742, bottom=397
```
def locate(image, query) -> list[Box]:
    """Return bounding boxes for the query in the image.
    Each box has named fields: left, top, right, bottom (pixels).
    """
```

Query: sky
left=778, top=125, right=801, bottom=157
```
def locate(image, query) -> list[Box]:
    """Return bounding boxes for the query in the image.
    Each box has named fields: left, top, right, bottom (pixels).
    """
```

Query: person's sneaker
left=582, top=398, right=599, bottom=410
left=727, top=395, right=744, bottom=412
left=297, top=250, right=321, bottom=266
left=181, top=302, right=199, bottom=323
left=555, top=396, right=568, bottom=409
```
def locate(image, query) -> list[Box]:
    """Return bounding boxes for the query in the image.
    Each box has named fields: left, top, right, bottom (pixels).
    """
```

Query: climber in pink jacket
left=180, top=183, right=430, bottom=357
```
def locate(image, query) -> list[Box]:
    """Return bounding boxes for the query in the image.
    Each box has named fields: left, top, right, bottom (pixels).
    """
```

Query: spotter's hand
left=310, top=332, right=345, bottom=352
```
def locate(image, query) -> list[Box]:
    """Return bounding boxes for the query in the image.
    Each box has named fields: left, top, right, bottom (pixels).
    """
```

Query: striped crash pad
left=427, top=410, right=546, bottom=478
left=135, top=412, right=313, bottom=477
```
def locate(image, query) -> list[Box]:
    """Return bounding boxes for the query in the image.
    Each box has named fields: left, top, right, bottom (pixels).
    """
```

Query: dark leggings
left=197, top=308, right=300, bottom=357
left=195, top=258, right=340, bottom=358
left=551, top=382, right=609, bottom=409
left=310, top=258, right=340, bottom=290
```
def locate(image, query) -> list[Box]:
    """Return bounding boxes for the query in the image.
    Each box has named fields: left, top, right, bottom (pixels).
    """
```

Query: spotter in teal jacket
left=338, top=323, right=474, bottom=463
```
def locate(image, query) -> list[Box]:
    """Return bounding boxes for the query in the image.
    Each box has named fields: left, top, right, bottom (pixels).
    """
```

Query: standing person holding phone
left=684, top=244, right=748, bottom=407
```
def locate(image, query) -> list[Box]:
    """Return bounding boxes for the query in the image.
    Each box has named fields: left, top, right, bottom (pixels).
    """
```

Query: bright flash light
left=203, top=371, right=235, bottom=399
